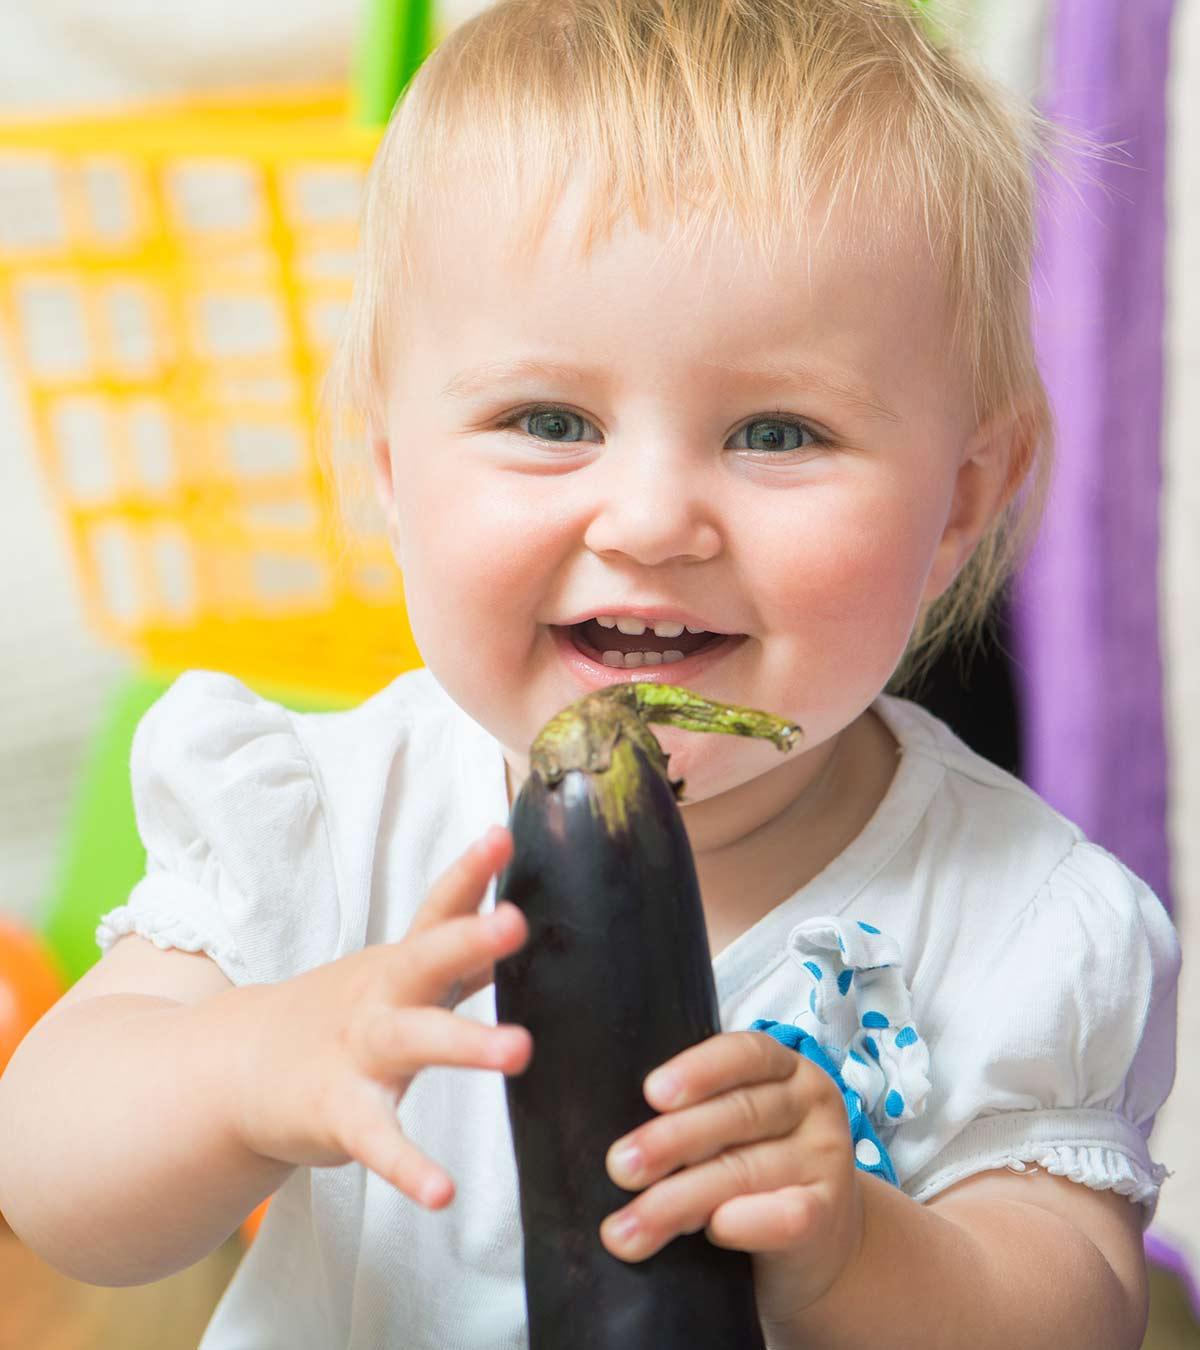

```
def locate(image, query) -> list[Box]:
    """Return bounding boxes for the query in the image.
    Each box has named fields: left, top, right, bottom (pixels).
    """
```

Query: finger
left=599, top=1135, right=806, bottom=1262
left=354, top=1004, right=533, bottom=1082
left=705, top=1185, right=822, bottom=1253
left=606, top=1075, right=803, bottom=1191
left=437, top=962, right=499, bottom=1010
left=408, top=826, right=514, bottom=937
left=388, top=903, right=527, bottom=1008
left=643, top=1030, right=798, bottom=1112
left=335, top=1093, right=459, bottom=1210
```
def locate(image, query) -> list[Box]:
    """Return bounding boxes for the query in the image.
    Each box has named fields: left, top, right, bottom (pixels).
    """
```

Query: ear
left=370, top=432, right=404, bottom=564
left=922, top=406, right=1036, bottom=605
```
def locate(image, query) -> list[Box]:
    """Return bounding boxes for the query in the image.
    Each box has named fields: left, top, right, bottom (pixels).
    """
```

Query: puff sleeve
left=95, top=670, right=342, bottom=987
left=899, top=841, right=1181, bottom=1229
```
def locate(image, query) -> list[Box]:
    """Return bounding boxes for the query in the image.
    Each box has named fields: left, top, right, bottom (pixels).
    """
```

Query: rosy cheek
left=751, top=504, right=934, bottom=666
left=399, top=480, right=549, bottom=651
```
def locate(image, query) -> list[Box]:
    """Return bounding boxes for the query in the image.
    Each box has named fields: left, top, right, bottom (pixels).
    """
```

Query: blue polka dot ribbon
left=771, top=915, right=933, bottom=1137
left=750, top=1018, right=898, bottom=1187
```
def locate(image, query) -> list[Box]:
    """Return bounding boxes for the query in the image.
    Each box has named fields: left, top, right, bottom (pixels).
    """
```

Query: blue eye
left=496, top=405, right=828, bottom=455
left=516, top=407, right=593, bottom=442
left=735, top=418, right=820, bottom=453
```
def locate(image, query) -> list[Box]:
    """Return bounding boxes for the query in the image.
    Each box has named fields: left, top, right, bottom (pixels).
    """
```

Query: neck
left=501, top=706, right=900, bottom=959
left=683, top=708, right=900, bottom=957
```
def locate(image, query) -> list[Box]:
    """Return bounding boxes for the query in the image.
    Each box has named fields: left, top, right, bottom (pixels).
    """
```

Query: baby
left=0, top=0, right=1180, bottom=1346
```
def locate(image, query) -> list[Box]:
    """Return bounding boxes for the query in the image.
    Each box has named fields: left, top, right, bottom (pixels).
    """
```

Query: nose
left=581, top=447, right=722, bottom=567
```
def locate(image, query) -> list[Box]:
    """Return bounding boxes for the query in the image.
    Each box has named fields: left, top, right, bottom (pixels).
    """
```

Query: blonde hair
left=325, top=0, right=1060, bottom=691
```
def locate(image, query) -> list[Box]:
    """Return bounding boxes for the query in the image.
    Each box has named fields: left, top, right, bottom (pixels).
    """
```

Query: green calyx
left=529, top=683, right=802, bottom=833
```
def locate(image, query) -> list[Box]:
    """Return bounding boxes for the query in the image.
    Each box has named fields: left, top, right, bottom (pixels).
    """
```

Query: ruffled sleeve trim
left=902, top=1107, right=1171, bottom=1229
left=96, top=871, right=250, bottom=986
left=96, top=669, right=341, bottom=987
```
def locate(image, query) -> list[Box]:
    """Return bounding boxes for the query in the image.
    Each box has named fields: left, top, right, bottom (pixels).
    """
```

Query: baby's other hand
left=228, top=825, right=530, bottom=1210
left=600, top=1030, right=863, bottom=1323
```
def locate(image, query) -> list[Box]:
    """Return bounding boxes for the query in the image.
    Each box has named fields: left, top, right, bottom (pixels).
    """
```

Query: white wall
left=0, top=1, right=362, bottom=926
left=1148, top=0, right=1200, bottom=1274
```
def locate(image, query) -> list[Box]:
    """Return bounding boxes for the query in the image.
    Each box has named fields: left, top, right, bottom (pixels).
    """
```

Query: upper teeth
left=594, top=615, right=708, bottom=637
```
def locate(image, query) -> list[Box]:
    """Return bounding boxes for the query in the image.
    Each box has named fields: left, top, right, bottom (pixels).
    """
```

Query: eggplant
left=495, top=682, right=802, bottom=1349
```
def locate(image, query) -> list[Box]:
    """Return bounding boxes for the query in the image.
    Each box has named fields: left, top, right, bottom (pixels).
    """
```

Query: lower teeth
left=602, top=649, right=686, bottom=668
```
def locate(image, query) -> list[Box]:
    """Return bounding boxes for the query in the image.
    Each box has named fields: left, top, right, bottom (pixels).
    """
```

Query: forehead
left=394, top=174, right=956, bottom=406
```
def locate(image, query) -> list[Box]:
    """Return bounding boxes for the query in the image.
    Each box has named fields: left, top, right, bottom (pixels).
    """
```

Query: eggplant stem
left=529, top=684, right=802, bottom=811
left=627, top=683, right=802, bottom=752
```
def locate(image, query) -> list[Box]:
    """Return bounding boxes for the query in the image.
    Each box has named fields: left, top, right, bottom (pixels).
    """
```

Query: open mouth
left=561, top=619, right=746, bottom=670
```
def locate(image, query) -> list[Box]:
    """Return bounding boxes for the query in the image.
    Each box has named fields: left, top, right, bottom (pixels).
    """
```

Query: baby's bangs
left=387, top=0, right=973, bottom=274
left=369, top=0, right=1049, bottom=417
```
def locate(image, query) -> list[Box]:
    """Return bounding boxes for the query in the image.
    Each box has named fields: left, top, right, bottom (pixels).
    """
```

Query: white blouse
left=96, top=667, right=1181, bottom=1350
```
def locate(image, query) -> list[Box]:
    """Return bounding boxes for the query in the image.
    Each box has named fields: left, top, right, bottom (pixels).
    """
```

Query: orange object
left=241, top=1197, right=271, bottom=1246
left=0, top=917, right=67, bottom=1076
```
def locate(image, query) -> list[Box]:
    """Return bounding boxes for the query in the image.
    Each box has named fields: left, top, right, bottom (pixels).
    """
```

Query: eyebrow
left=441, top=356, right=901, bottom=423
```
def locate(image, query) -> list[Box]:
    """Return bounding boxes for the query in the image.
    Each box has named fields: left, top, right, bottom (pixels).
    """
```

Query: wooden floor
left=0, top=1225, right=243, bottom=1350
left=1148, top=1263, right=1200, bottom=1350
left=2, top=1224, right=1198, bottom=1347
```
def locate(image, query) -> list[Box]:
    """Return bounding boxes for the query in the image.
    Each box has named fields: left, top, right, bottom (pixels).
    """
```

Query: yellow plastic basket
left=0, top=85, right=422, bottom=700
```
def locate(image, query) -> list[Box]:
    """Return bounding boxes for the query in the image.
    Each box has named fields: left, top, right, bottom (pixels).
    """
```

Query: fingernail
left=608, top=1211, right=639, bottom=1243
left=645, top=1069, right=681, bottom=1106
left=610, top=1144, right=642, bottom=1182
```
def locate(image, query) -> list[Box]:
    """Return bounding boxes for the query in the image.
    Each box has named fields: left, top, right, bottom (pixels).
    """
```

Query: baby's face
left=376, top=180, right=980, bottom=800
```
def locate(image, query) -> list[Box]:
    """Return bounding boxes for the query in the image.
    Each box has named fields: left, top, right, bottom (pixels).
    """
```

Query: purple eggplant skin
left=494, top=736, right=767, bottom=1349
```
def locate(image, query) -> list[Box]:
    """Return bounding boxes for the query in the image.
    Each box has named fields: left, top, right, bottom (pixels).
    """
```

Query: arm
left=0, top=827, right=533, bottom=1291
left=592, top=1031, right=1147, bottom=1350
left=0, top=937, right=294, bottom=1287
left=768, top=1168, right=1148, bottom=1350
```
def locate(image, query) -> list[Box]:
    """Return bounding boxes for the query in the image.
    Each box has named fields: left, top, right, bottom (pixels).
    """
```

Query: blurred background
left=0, top=0, right=1196, bottom=1344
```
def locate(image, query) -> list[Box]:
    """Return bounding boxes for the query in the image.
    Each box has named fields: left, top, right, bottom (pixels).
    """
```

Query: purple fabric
left=1014, top=0, right=1187, bottom=1302
left=1012, top=0, right=1174, bottom=914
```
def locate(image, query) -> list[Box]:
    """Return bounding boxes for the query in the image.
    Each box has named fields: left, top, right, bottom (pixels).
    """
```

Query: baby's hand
left=229, top=825, right=530, bottom=1210
left=600, top=1030, right=863, bottom=1324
